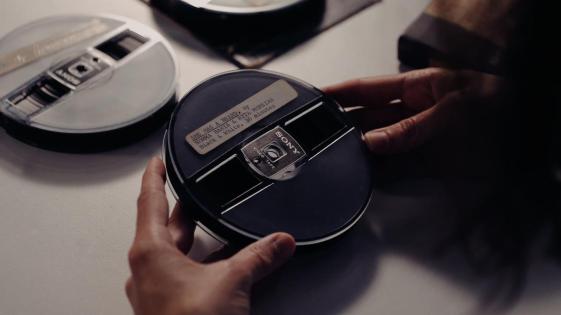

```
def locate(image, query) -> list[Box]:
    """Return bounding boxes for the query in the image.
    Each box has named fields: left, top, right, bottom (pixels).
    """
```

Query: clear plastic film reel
left=0, top=14, right=178, bottom=151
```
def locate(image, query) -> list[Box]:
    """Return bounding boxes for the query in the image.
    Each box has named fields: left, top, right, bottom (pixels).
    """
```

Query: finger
left=346, top=101, right=415, bottom=133
left=168, top=203, right=196, bottom=253
left=325, top=68, right=461, bottom=111
left=323, top=74, right=406, bottom=108
left=228, top=233, right=295, bottom=283
left=363, top=91, right=464, bottom=154
left=136, top=157, right=170, bottom=241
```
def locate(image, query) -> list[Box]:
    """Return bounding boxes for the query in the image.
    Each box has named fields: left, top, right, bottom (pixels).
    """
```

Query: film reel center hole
left=262, top=142, right=286, bottom=163
left=76, top=64, right=88, bottom=73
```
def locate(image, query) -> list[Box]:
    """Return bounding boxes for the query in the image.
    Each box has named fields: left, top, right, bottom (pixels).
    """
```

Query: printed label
left=186, top=79, right=298, bottom=155
left=0, top=19, right=110, bottom=76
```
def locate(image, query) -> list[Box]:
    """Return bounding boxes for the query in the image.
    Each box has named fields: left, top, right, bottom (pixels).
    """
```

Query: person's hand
left=324, top=68, right=501, bottom=154
left=126, top=157, right=296, bottom=315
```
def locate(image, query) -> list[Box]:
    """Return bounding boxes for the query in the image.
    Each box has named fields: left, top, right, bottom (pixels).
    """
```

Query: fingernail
left=269, top=233, right=296, bottom=260
left=364, top=130, right=388, bottom=152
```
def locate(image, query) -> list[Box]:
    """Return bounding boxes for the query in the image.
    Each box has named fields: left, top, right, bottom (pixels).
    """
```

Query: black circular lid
left=165, top=70, right=372, bottom=246
left=175, top=0, right=306, bottom=14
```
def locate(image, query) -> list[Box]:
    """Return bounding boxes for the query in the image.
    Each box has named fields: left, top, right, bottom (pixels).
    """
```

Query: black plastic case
left=164, top=70, right=373, bottom=247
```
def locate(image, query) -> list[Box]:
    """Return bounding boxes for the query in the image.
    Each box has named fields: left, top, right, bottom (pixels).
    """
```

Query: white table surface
left=2, top=1, right=561, bottom=315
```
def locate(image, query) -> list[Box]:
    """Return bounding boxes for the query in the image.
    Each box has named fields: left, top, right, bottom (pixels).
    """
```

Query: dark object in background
left=396, top=0, right=561, bottom=305
left=144, top=0, right=381, bottom=68
left=164, top=70, right=373, bottom=247
left=398, top=0, right=523, bottom=74
left=169, top=0, right=307, bottom=14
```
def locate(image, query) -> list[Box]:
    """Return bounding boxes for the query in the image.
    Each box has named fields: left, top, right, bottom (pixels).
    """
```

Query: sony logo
left=275, top=131, right=301, bottom=155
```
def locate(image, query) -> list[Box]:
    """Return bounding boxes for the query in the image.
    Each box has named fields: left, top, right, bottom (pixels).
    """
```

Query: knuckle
left=354, top=78, right=371, bottom=96
left=411, top=67, right=442, bottom=82
left=379, top=129, right=394, bottom=152
left=447, top=89, right=473, bottom=110
left=125, top=277, right=133, bottom=296
left=229, top=243, right=275, bottom=281
left=398, top=117, right=418, bottom=141
left=136, top=193, right=148, bottom=208
left=136, top=190, right=157, bottom=207
left=249, top=244, right=273, bottom=271
left=421, top=67, right=443, bottom=77
left=425, top=68, right=443, bottom=83
left=450, top=69, right=480, bottom=91
left=127, top=244, right=156, bottom=269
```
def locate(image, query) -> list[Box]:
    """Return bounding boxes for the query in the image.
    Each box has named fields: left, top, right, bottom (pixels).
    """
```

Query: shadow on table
left=0, top=126, right=164, bottom=186
left=246, top=93, right=561, bottom=315
left=147, top=7, right=223, bottom=61
left=251, top=220, right=380, bottom=315
left=365, top=122, right=561, bottom=313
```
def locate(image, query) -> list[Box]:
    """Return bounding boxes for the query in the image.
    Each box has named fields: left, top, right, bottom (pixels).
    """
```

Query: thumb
left=228, top=233, right=296, bottom=283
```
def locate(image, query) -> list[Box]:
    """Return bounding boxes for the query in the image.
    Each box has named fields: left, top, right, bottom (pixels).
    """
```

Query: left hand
left=324, top=68, right=502, bottom=154
left=125, top=157, right=296, bottom=315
